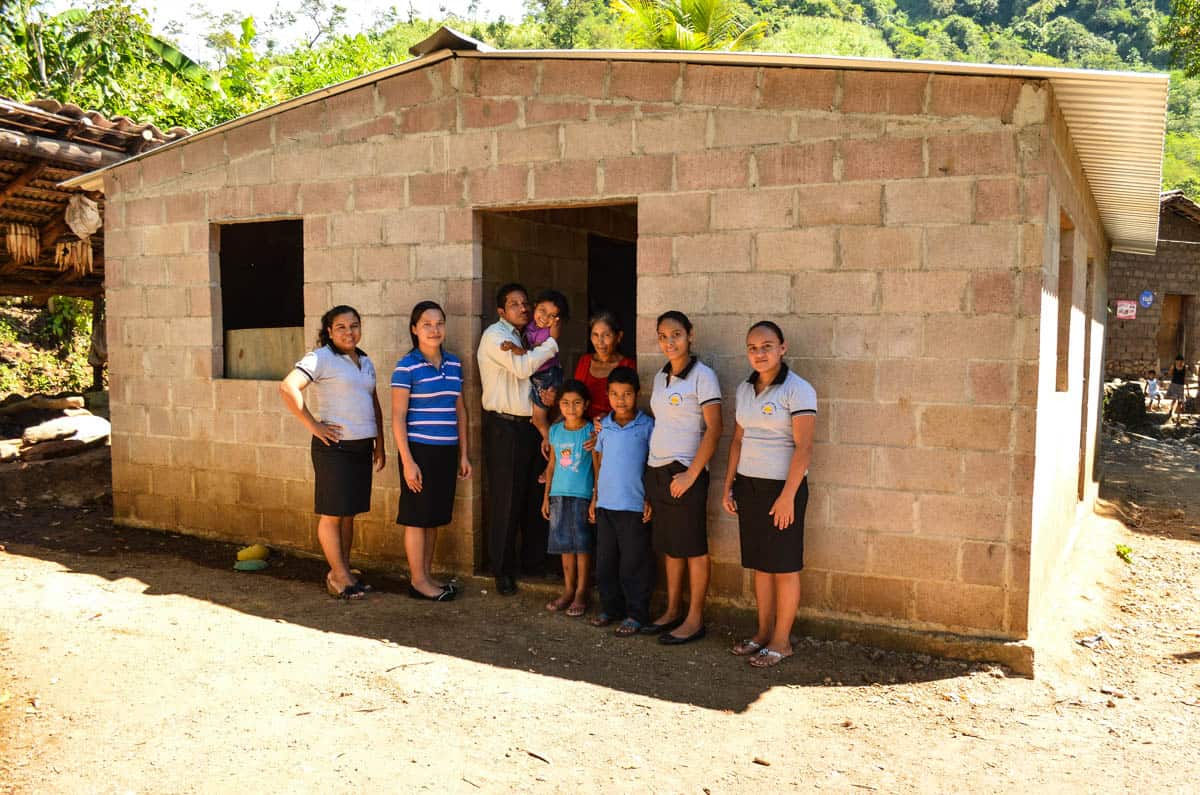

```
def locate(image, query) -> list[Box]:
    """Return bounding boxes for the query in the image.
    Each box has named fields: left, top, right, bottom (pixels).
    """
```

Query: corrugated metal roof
left=63, top=38, right=1169, bottom=254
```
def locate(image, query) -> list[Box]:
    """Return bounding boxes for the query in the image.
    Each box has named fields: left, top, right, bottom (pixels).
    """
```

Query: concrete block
left=884, top=180, right=973, bottom=225
left=796, top=183, right=881, bottom=226
left=757, top=228, right=837, bottom=271
left=841, top=137, right=924, bottom=181
left=756, top=141, right=836, bottom=186
left=838, top=226, right=920, bottom=271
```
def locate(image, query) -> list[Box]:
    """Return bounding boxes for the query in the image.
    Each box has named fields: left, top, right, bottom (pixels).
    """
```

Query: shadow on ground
left=0, top=499, right=973, bottom=713
left=1100, top=426, right=1200, bottom=544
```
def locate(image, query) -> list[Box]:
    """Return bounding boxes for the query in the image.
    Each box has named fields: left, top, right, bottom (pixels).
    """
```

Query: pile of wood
left=0, top=393, right=110, bottom=462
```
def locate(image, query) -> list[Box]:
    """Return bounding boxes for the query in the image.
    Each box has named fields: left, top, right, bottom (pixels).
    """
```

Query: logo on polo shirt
left=668, top=392, right=683, bottom=407
left=762, top=402, right=777, bottom=416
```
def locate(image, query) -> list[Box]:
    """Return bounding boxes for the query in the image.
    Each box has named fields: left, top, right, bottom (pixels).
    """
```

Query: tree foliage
left=1162, top=0, right=1200, bottom=77
left=610, top=0, right=767, bottom=50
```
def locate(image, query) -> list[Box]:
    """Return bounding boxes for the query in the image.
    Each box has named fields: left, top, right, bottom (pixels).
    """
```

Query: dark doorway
left=475, top=203, right=637, bottom=576
left=1157, top=294, right=1183, bottom=370
left=587, top=234, right=637, bottom=359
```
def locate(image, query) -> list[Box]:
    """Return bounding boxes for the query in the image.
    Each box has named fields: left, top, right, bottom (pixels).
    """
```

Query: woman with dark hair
left=574, top=310, right=635, bottom=420
left=722, top=320, right=816, bottom=667
left=280, top=305, right=385, bottom=600
left=391, top=300, right=471, bottom=601
left=642, top=310, right=722, bottom=645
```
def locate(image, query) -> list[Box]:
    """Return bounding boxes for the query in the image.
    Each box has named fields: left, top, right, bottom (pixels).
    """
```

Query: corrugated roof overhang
left=64, top=42, right=1168, bottom=255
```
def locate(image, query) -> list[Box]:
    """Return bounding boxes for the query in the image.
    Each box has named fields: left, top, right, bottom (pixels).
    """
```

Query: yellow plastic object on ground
left=236, top=544, right=270, bottom=561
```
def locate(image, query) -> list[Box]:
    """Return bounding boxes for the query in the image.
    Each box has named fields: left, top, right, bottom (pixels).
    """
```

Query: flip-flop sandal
left=326, top=576, right=365, bottom=601
left=614, top=618, right=642, bottom=637
left=589, top=613, right=614, bottom=628
left=565, top=602, right=587, bottom=617
left=349, top=569, right=373, bottom=592
left=545, top=598, right=572, bottom=612
left=748, top=648, right=792, bottom=668
left=731, top=639, right=764, bottom=656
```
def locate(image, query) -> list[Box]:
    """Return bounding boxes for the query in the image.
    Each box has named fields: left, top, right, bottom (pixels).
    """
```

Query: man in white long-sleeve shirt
left=477, top=283, right=560, bottom=595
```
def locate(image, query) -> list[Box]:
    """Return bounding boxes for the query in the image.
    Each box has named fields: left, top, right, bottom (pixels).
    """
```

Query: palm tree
left=610, top=0, right=767, bottom=51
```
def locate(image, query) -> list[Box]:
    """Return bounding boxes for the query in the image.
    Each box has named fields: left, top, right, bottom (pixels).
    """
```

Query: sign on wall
left=1116, top=300, right=1138, bottom=320
left=1139, top=290, right=1155, bottom=308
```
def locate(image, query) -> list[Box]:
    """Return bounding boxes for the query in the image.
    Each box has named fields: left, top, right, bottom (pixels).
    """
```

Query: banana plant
left=0, top=0, right=220, bottom=108
left=610, top=0, right=767, bottom=51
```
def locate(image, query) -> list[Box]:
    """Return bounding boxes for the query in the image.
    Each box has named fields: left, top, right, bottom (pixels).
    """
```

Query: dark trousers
left=595, top=508, right=654, bottom=624
left=484, top=411, right=549, bottom=578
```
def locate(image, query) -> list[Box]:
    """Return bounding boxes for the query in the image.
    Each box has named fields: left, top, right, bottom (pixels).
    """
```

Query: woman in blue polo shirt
left=643, top=310, right=722, bottom=646
left=392, top=300, right=472, bottom=602
left=721, top=320, right=817, bottom=668
left=280, top=305, right=385, bottom=601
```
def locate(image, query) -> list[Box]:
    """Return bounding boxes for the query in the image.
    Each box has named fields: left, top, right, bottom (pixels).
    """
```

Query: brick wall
left=102, top=54, right=1089, bottom=640
left=1106, top=207, right=1200, bottom=378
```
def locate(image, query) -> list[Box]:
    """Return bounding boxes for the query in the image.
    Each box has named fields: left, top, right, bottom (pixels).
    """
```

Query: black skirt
left=396, top=442, right=459, bottom=528
left=311, top=437, right=374, bottom=517
left=644, top=461, right=709, bottom=557
left=734, top=475, right=807, bottom=573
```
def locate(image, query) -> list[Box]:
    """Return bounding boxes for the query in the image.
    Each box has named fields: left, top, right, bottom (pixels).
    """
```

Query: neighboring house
left=65, top=28, right=1169, bottom=672
left=0, top=96, right=187, bottom=299
left=1106, top=190, right=1200, bottom=380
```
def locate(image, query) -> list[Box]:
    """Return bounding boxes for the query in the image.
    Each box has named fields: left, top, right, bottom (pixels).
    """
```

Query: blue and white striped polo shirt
left=390, top=349, right=462, bottom=445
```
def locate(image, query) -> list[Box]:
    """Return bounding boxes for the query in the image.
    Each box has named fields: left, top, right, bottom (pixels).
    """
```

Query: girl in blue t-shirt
left=540, top=379, right=595, bottom=617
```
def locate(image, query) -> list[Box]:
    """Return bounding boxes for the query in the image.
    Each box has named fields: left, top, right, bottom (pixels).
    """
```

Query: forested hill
left=748, top=0, right=1168, bottom=68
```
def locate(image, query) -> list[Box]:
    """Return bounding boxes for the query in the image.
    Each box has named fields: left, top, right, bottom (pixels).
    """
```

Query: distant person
left=279, top=305, right=385, bottom=600
left=540, top=380, right=596, bottom=617
left=391, top=301, right=471, bottom=603
left=722, top=321, right=816, bottom=668
left=477, top=283, right=561, bottom=595
left=642, top=311, right=722, bottom=646
left=1145, top=370, right=1161, bottom=411
left=589, top=367, right=654, bottom=636
left=1167, top=355, right=1189, bottom=422
left=574, top=310, right=636, bottom=421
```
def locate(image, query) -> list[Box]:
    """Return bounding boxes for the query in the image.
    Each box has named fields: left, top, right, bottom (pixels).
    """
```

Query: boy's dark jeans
left=595, top=508, right=654, bottom=624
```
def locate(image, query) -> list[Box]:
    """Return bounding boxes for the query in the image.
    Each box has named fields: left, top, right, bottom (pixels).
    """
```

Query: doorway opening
left=475, top=202, right=638, bottom=573
left=1157, top=294, right=1195, bottom=370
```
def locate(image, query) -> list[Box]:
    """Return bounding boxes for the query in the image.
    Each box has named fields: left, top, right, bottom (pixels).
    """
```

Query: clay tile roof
left=0, top=97, right=191, bottom=296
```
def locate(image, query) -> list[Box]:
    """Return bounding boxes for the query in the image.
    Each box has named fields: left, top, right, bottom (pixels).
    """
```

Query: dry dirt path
left=2, top=437, right=1199, bottom=793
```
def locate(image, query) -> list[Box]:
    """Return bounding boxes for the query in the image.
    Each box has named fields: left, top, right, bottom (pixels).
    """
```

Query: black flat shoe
left=640, top=617, right=684, bottom=635
left=496, top=576, right=518, bottom=596
left=407, top=583, right=455, bottom=602
left=659, top=626, right=706, bottom=645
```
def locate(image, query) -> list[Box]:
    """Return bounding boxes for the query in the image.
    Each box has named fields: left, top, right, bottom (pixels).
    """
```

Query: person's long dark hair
left=317, top=305, right=361, bottom=348
left=409, top=300, right=446, bottom=351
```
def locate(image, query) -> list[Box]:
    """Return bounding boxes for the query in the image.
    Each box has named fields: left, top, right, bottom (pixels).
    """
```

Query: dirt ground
left=2, top=430, right=1199, bottom=793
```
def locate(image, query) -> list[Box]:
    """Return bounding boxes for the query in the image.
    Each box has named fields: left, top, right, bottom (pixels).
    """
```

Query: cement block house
left=1106, top=190, right=1200, bottom=378
left=68, top=30, right=1168, bottom=668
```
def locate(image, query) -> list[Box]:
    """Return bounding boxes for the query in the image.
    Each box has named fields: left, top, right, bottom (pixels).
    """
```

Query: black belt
left=486, top=410, right=530, bottom=423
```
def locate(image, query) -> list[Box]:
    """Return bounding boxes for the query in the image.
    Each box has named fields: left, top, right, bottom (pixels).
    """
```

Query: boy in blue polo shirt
left=588, top=366, right=654, bottom=636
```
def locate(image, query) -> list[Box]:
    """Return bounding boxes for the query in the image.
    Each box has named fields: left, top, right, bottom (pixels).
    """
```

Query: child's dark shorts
left=547, top=495, right=594, bottom=554
left=530, top=364, right=564, bottom=410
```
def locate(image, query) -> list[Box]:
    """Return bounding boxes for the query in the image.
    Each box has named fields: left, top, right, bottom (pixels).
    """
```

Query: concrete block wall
left=1022, top=85, right=1110, bottom=638
left=1106, top=207, right=1200, bottom=378
left=102, top=53, right=1084, bottom=640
